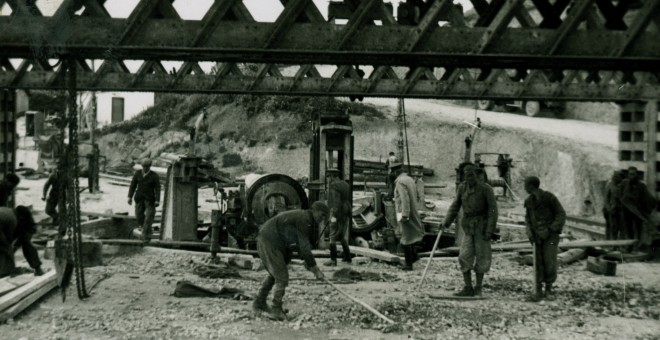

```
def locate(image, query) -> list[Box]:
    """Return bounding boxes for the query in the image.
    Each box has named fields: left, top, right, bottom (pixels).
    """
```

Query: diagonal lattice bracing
left=0, top=0, right=658, bottom=99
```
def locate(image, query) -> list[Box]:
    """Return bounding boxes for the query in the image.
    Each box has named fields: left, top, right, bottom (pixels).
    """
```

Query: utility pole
left=396, top=98, right=405, bottom=164
left=89, top=60, right=100, bottom=193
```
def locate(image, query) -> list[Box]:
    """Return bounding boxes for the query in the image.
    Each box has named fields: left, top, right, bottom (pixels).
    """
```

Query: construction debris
left=586, top=256, right=618, bottom=276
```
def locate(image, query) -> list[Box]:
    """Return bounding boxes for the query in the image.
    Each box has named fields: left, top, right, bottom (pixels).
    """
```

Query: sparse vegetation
left=222, top=153, right=243, bottom=167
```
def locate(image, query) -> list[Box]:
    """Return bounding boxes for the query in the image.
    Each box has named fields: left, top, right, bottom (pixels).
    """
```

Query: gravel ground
left=2, top=247, right=659, bottom=340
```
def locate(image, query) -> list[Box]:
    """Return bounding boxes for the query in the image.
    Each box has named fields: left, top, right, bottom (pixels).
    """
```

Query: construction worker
left=619, top=167, right=656, bottom=251
left=0, top=173, right=20, bottom=207
left=42, top=166, right=61, bottom=230
left=128, top=159, right=161, bottom=243
left=523, top=176, right=566, bottom=301
left=0, top=206, right=44, bottom=278
left=603, top=170, right=624, bottom=240
left=324, top=168, right=352, bottom=266
left=253, top=202, right=329, bottom=321
left=443, top=164, right=498, bottom=296
left=391, top=163, right=424, bottom=271
left=386, top=152, right=399, bottom=197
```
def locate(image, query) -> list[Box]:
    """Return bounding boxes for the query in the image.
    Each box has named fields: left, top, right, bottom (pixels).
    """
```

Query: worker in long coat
left=391, top=163, right=425, bottom=271
left=443, top=164, right=498, bottom=296
left=253, top=202, right=329, bottom=321
left=0, top=206, right=44, bottom=278
left=324, top=169, right=352, bottom=266
left=523, top=176, right=566, bottom=301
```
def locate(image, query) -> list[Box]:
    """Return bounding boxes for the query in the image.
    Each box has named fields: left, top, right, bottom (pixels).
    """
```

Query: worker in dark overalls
left=324, top=168, right=352, bottom=266
left=253, top=202, right=329, bottom=321
left=42, top=165, right=61, bottom=231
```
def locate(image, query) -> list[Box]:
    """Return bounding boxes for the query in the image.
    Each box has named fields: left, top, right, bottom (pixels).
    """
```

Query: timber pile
left=353, top=159, right=434, bottom=183
left=0, top=271, right=57, bottom=323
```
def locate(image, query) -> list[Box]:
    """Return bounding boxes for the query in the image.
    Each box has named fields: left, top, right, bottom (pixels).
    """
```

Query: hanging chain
left=66, top=59, right=89, bottom=299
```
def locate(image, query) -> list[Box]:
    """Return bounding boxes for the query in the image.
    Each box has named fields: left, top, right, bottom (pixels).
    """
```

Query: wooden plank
left=420, top=239, right=637, bottom=255
left=0, top=274, right=33, bottom=297
left=0, top=279, right=57, bottom=322
left=350, top=246, right=403, bottom=264
left=558, top=248, right=587, bottom=265
left=0, top=270, right=56, bottom=312
left=427, top=293, right=486, bottom=300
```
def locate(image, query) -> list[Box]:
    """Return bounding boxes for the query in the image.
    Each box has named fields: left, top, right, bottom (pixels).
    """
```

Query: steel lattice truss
left=0, top=0, right=659, bottom=100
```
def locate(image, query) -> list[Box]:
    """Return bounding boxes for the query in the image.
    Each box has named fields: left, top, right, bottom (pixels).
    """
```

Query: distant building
left=81, top=92, right=155, bottom=128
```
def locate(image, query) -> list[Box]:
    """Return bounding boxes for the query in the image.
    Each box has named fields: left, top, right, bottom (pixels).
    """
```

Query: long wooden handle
left=418, top=229, right=442, bottom=289
left=324, top=278, right=395, bottom=324
left=533, top=242, right=539, bottom=295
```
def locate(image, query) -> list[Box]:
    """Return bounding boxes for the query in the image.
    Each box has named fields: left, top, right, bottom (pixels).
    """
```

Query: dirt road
left=359, top=98, right=618, bottom=150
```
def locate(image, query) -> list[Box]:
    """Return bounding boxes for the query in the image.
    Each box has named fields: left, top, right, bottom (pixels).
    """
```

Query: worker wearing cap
left=128, top=159, right=161, bottom=242
left=523, top=176, right=566, bottom=301
left=443, top=164, right=498, bottom=296
left=0, top=206, right=44, bottom=278
left=42, top=165, right=61, bottom=231
left=253, top=202, right=329, bottom=321
left=324, top=168, right=352, bottom=266
left=391, top=162, right=425, bottom=270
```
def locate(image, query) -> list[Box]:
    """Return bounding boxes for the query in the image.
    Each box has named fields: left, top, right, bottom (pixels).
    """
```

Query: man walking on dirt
left=443, top=164, right=498, bottom=296
left=524, top=176, right=566, bottom=301
left=619, top=167, right=656, bottom=251
left=42, top=166, right=61, bottom=231
left=391, top=163, right=425, bottom=271
left=253, top=202, right=329, bottom=321
left=324, top=169, right=352, bottom=266
left=128, top=159, right=161, bottom=243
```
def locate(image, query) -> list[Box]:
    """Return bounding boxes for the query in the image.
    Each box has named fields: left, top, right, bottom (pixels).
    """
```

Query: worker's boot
left=454, top=271, right=474, bottom=297
left=253, top=277, right=274, bottom=314
left=34, top=267, right=44, bottom=277
left=324, top=244, right=338, bottom=267
left=268, top=285, right=288, bottom=321
left=526, top=285, right=544, bottom=302
left=401, top=245, right=414, bottom=271
left=474, top=272, right=484, bottom=296
left=544, top=283, right=555, bottom=301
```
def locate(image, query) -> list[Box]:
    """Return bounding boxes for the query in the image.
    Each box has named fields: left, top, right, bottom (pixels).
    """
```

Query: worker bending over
left=0, top=206, right=44, bottom=278
left=253, top=202, right=329, bottom=321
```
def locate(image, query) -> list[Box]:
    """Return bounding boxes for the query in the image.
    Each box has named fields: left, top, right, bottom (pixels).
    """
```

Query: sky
left=3, top=0, right=474, bottom=20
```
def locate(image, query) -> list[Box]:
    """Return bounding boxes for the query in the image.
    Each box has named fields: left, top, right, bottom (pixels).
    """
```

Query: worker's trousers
left=257, top=236, right=289, bottom=308
left=329, top=216, right=351, bottom=262
left=534, top=233, right=559, bottom=285
left=458, top=233, right=492, bottom=274
left=135, top=200, right=156, bottom=240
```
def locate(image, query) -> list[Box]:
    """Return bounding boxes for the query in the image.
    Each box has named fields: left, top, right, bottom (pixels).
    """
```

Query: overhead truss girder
left=0, top=18, right=659, bottom=70
left=2, top=63, right=658, bottom=101
left=0, top=0, right=659, bottom=100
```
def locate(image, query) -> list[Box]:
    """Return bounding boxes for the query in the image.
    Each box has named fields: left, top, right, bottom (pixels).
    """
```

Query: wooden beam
left=350, top=246, right=403, bottom=264
left=420, top=239, right=637, bottom=255
left=0, top=270, right=56, bottom=313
